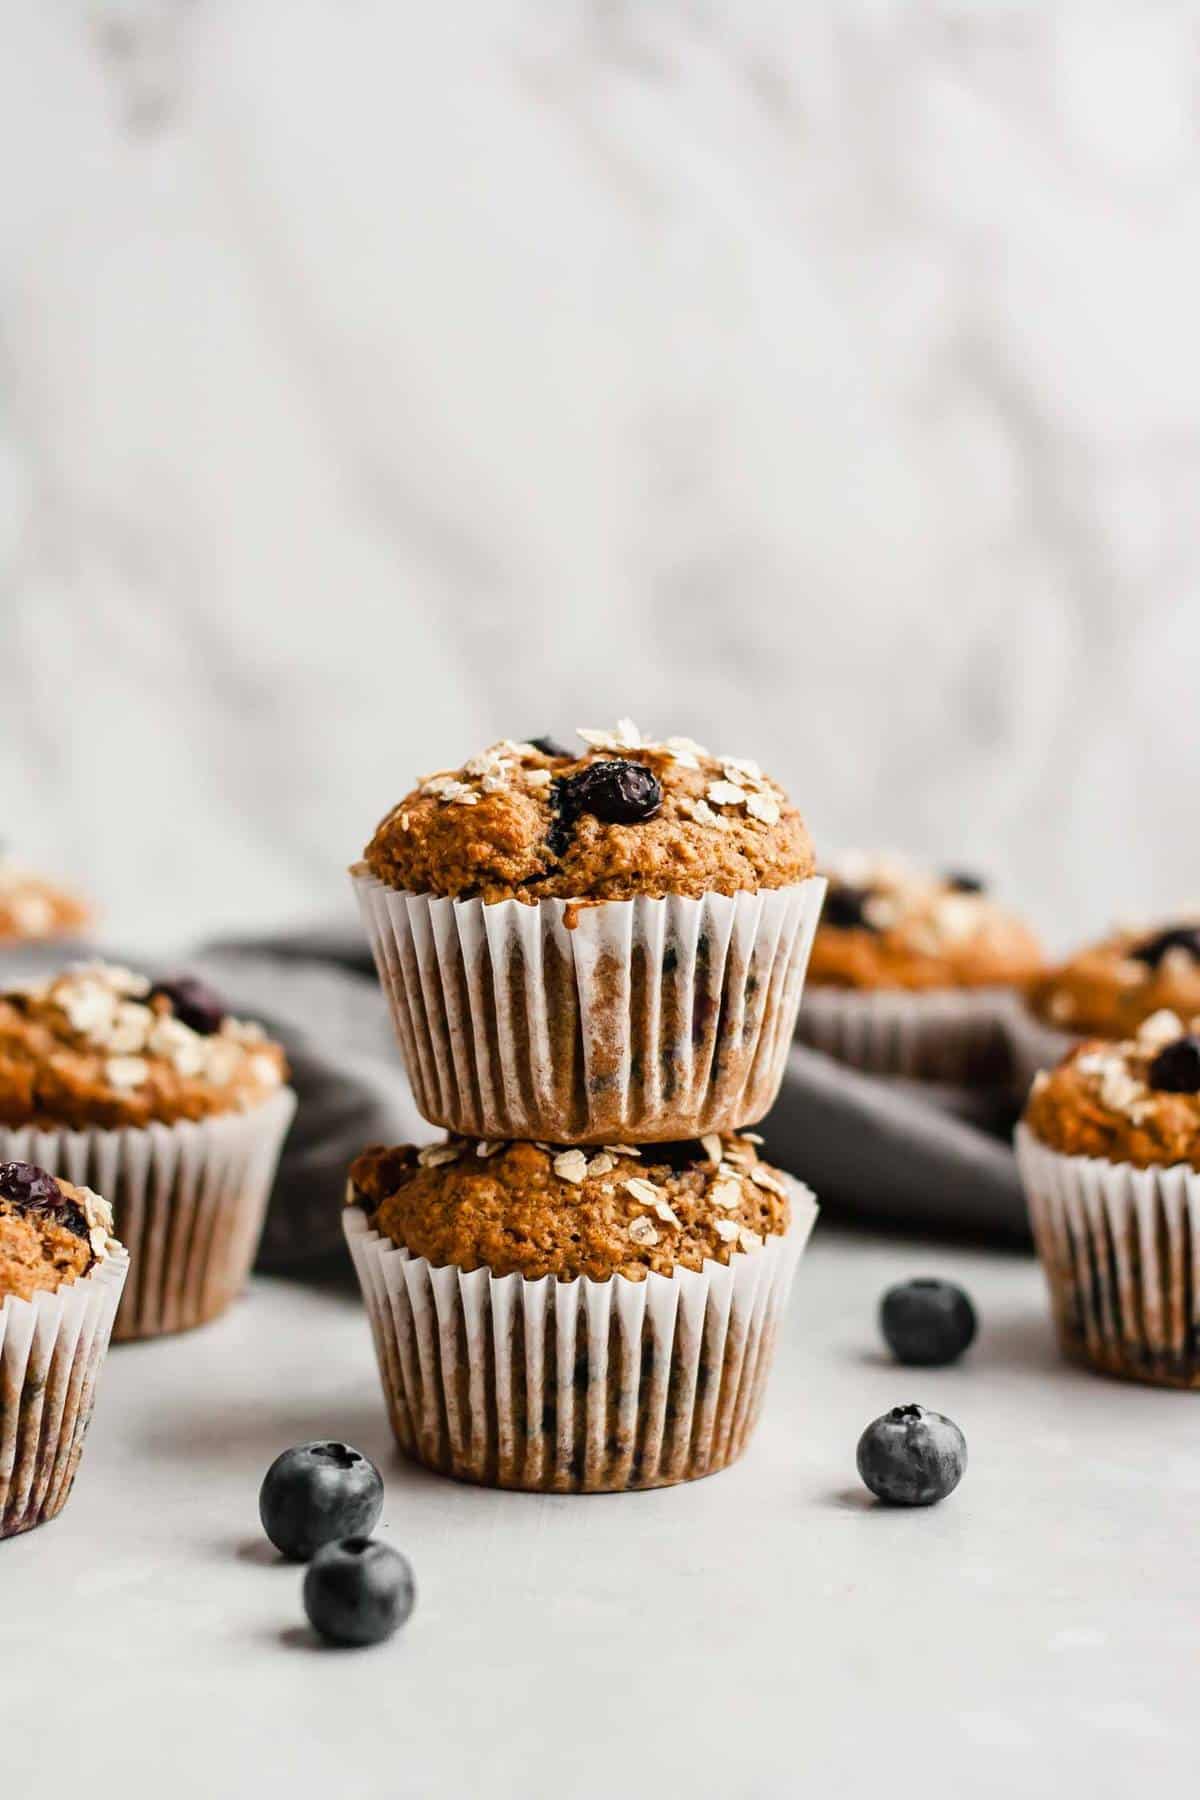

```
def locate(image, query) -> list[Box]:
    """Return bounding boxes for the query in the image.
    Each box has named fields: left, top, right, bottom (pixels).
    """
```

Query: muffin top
left=359, top=720, right=814, bottom=905
left=0, top=962, right=288, bottom=1130
left=1025, top=1010, right=1200, bottom=1169
left=0, top=1160, right=119, bottom=1304
left=348, top=1130, right=794, bottom=1282
left=1026, top=918, right=1200, bottom=1039
left=808, top=852, right=1042, bottom=991
left=0, top=858, right=89, bottom=944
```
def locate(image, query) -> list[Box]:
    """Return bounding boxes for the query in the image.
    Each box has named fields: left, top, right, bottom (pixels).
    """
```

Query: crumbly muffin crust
left=809, top=851, right=1042, bottom=991
left=1025, top=1010, right=1200, bottom=1169
left=0, top=962, right=288, bottom=1130
left=0, top=860, right=89, bottom=944
left=0, top=1166, right=118, bottom=1304
left=349, top=1131, right=791, bottom=1282
left=1026, top=919, right=1200, bottom=1038
left=360, top=720, right=813, bottom=905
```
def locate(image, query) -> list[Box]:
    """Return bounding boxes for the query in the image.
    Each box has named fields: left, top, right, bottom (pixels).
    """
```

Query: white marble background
left=2, top=1, right=1198, bottom=951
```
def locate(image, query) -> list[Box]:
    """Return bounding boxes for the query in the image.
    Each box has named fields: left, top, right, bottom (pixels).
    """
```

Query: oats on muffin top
left=0, top=1160, right=118, bottom=1303
left=348, top=1130, right=792, bottom=1282
left=0, top=961, right=287, bottom=1130
left=358, top=720, right=813, bottom=905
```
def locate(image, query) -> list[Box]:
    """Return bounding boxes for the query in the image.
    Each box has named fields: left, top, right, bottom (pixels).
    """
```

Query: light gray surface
left=3, top=1226, right=1194, bottom=1799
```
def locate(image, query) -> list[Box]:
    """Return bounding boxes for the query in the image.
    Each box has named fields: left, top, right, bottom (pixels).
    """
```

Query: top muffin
left=360, top=720, right=813, bottom=905
left=0, top=962, right=288, bottom=1130
left=1025, top=918, right=1200, bottom=1039
left=809, top=852, right=1042, bottom=990
left=0, top=858, right=89, bottom=944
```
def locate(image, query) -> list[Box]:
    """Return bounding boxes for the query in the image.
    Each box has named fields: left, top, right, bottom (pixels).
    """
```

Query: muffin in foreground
left=1017, top=1009, right=1200, bottom=1388
left=353, top=721, right=825, bottom=1142
left=344, top=1132, right=818, bottom=1492
left=0, top=857, right=90, bottom=945
left=798, top=852, right=1042, bottom=1083
left=0, top=1160, right=128, bottom=1538
left=0, top=962, right=296, bottom=1340
left=1013, top=917, right=1200, bottom=1089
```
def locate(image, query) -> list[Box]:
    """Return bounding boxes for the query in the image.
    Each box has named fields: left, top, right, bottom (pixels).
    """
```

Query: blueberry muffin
left=798, top=852, right=1042, bottom=1083
left=1017, top=1009, right=1200, bottom=1387
left=0, top=1160, right=128, bottom=1537
left=343, top=1130, right=817, bottom=1492
left=353, top=721, right=825, bottom=1142
left=0, top=962, right=295, bottom=1339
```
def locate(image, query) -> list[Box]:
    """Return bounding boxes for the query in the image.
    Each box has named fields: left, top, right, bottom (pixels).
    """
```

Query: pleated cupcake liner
left=0, top=1247, right=128, bottom=1539
left=0, top=1089, right=295, bottom=1342
left=795, top=983, right=1019, bottom=1085
left=1016, top=1124, right=1200, bottom=1389
left=1007, top=1003, right=1080, bottom=1092
left=352, top=873, right=826, bottom=1144
left=343, top=1178, right=816, bottom=1493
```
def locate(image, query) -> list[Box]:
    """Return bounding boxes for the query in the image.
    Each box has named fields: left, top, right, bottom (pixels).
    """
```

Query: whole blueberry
left=149, top=973, right=227, bottom=1036
left=856, top=1404, right=967, bottom=1506
left=303, top=1537, right=415, bottom=1647
left=1148, top=1035, right=1200, bottom=1094
left=526, top=735, right=569, bottom=758
left=880, top=1278, right=977, bottom=1367
left=555, top=759, right=662, bottom=827
left=944, top=870, right=986, bottom=895
left=259, top=1442, right=384, bottom=1561
left=1130, top=924, right=1200, bottom=969
left=823, top=884, right=877, bottom=930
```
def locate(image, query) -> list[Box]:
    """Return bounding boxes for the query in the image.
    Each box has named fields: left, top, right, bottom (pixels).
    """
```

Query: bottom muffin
left=1017, top=1009, right=1200, bottom=1388
left=344, top=1132, right=817, bottom=1492
left=0, top=1160, right=128, bottom=1538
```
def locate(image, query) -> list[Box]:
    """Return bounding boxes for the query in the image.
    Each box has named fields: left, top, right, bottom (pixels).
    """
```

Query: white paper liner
left=0, top=1089, right=296, bottom=1342
left=795, top=983, right=1019, bottom=1084
left=0, top=1246, right=128, bottom=1538
left=353, top=873, right=825, bottom=1143
left=343, top=1176, right=817, bottom=1492
left=1007, top=1002, right=1080, bottom=1093
left=1016, top=1124, right=1200, bottom=1388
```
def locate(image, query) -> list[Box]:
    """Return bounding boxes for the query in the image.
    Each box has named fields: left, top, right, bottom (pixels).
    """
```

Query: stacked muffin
left=345, top=723, right=826, bottom=1491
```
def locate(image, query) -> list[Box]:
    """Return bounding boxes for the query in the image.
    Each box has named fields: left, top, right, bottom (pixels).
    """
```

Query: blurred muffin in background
left=1012, top=915, right=1200, bottom=1090
left=797, top=851, right=1043, bottom=1084
left=0, top=854, right=90, bottom=944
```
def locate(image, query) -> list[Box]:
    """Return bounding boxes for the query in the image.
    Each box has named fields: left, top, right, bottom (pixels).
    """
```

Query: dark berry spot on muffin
left=823, top=884, right=878, bottom=930
left=0, top=1160, right=88, bottom=1239
left=149, top=973, right=227, bottom=1035
left=526, top=735, right=570, bottom=758
left=1148, top=1035, right=1200, bottom=1094
left=557, top=760, right=663, bottom=828
left=944, top=870, right=986, bottom=894
left=1130, top=925, right=1200, bottom=969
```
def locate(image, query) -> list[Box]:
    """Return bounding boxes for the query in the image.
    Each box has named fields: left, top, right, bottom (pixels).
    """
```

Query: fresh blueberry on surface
left=555, top=759, right=662, bottom=827
left=303, top=1537, right=415, bottom=1647
left=944, top=870, right=986, bottom=894
left=856, top=1404, right=967, bottom=1506
left=1148, top=1035, right=1200, bottom=1094
left=149, top=973, right=227, bottom=1036
left=526, top=735, right=570, bottom=758
left=259, top=1442, right=384, bottom=1561
left=1129, top=924, right=1200, bottom=969
left=880, top=1278, right=977, bottom=1366
left=822, top=884, right=877, bottom=930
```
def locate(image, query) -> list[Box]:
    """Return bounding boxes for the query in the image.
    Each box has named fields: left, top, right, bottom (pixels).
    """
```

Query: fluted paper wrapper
left=353, top=874, right=825, bottom=1143
left=0, top=1247, right=128, bottom=1538
left=1017, top=1124, right=1200, bottom=1389
left=795, top=984, right=1018, bottom=1084
left=1007, top=1003, right=1079, bottom=1093
left=0, top=1090, right=295, bottom=1342
left=343, top=1178, right=817, bottom=1492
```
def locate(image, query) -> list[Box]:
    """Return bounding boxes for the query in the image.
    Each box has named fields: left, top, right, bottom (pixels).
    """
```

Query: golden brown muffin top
left=358, top=721, right=814, bottom=905
left=808, top=852, right=1042, bottom=991
left=0, top=859, right=89, bottom=944
left=0, top=961, right=288, bottom=1131
left=348, top=1131, right=793, bottom=1282
left=1024, top=1010, right=1200, bottom=1169
left=0, top=1161, right=119, bottom=1304
left=1026, top=919, right=1200, bottom=1038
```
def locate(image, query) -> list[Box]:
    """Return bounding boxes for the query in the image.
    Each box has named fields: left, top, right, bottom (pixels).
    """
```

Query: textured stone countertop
left=4, top=1223, right=1193, bottom=1799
